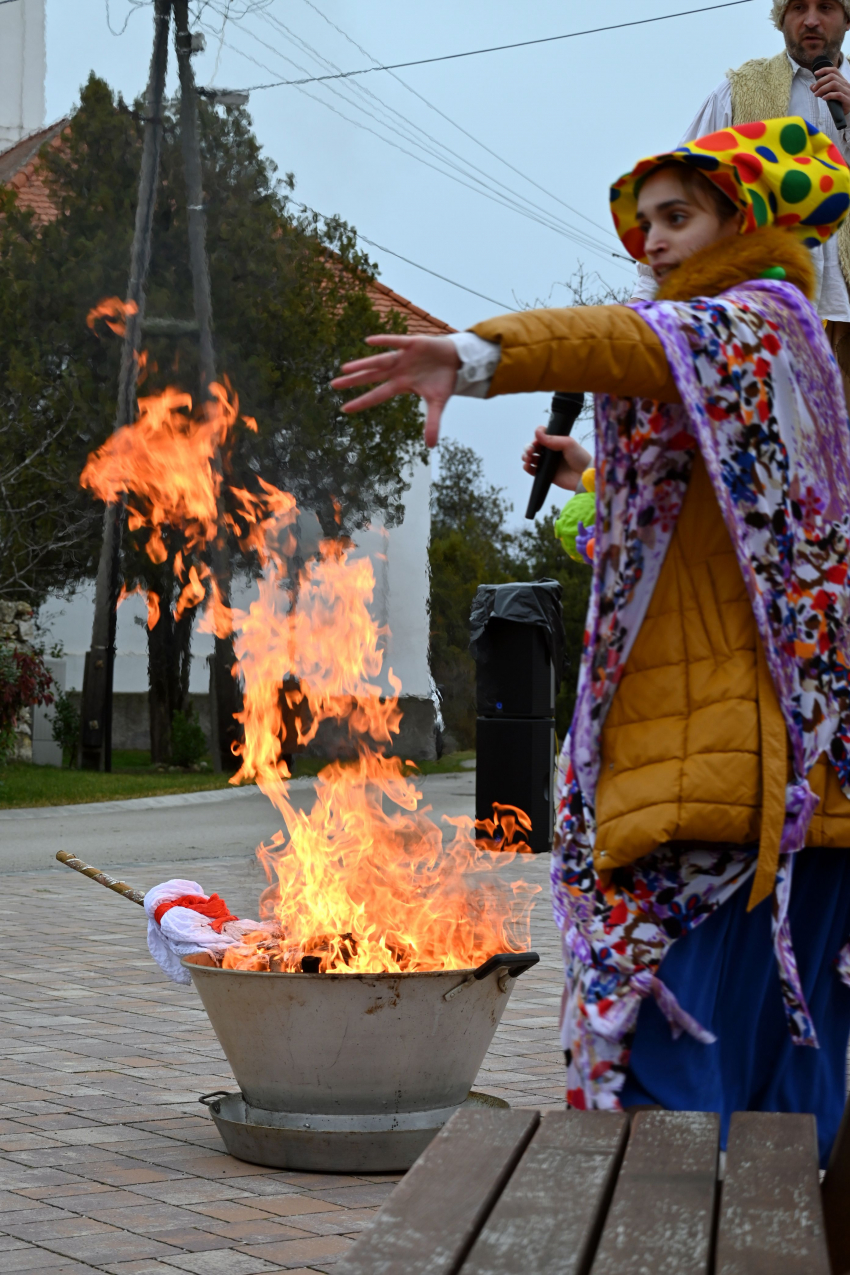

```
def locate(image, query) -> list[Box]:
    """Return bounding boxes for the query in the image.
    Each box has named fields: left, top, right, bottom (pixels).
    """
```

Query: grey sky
left=45, top=0, right=785, bottom=525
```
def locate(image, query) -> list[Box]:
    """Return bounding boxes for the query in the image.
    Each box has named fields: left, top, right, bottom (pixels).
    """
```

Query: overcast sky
left=45, top=0, right=785, bottom=526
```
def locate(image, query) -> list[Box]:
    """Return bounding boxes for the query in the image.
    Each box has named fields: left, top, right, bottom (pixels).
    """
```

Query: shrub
left=0, top=646, right=54, bottom=764
left=51, top=690, right=80, bottom=766
left=171, top=704, right=207, bottom=767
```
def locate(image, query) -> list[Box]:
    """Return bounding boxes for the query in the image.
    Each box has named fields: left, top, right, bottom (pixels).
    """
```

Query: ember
left=81, top=373, right=539, bottom=975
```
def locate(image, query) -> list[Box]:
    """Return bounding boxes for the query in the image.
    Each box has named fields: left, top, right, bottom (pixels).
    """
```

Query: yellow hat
left=610, top=117, right=850, bottom=263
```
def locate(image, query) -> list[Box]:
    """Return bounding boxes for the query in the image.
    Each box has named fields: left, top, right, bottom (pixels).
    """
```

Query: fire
left=81, top=367, right=539, bottom=974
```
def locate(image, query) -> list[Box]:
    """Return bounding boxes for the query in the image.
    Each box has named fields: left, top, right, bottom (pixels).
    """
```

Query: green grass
left=0, top=749, right=475, bottom=810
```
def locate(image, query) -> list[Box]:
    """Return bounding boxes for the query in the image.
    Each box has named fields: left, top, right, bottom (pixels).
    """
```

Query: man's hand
left=812, top=63, right=850, bottom=119
left=522, top=428, right=592, bottom=493
left=331, top=334, right=460, bottom=448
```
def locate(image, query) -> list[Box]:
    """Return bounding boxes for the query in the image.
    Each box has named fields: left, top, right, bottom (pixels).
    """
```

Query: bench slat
left=822, top=1095, right=850, bottom=1273
left=590, top=1110, right=718, bottom=1275
left=461, top=1109, right=628, bottom=1275
left=715, top=1111, right=830, bottom=1275
left=335, top=1107, right=539, bottom=1275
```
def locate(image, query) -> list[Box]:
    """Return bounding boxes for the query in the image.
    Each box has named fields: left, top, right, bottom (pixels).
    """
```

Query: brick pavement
left=0, top=848, right=562, bottom=1274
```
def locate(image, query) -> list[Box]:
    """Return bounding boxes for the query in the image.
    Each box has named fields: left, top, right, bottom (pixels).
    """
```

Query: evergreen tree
left=428, top=439, right=590, bottom=748
left=0, top=75, right=424, bottom=760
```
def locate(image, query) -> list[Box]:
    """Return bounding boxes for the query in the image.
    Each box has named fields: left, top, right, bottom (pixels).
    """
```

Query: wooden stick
left=55, top=850, right=146, bottom=906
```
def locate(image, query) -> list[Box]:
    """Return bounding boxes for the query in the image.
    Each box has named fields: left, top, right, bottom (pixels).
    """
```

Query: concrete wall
left=0, top=0, right=45, bottom=152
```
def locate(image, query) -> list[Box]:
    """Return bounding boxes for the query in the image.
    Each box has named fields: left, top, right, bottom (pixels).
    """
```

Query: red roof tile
left=0, top=118, right=453, bottom=334
left=0, top=119, right=68, bottom=226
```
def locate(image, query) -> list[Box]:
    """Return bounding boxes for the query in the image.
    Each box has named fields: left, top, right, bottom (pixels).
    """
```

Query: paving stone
left=0, top=851, right=562, bottom=1271
left=0, top=1247, right=79, bottom=1271
left=160, top=1251, right=282, bottom=1274
left=235, top=1235, right=353, bottom=1267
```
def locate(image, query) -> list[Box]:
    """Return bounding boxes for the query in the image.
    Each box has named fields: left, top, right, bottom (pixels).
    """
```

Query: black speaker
left=475, top=717, right=555, bottom=854
left=476, top=618, right=556, bottom=718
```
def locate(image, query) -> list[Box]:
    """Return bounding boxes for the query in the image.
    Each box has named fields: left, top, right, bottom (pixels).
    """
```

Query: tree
left=429, top=440, right=519, bottom=748
left=0, top=75, right=424, bottom=760
left=513, top=511, right=591, bottom=736
left=428, top=439, right=592, bottom=748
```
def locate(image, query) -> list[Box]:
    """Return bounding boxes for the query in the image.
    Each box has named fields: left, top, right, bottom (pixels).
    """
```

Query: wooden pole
left=173, top=0, right=243, bottom=774
left=55, top=850, right=145, bottom=906
left=79, top=0, right=173, bottom=773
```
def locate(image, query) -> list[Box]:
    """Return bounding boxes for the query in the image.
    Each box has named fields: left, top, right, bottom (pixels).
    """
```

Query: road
left=0, top=771, right=479, bottom=876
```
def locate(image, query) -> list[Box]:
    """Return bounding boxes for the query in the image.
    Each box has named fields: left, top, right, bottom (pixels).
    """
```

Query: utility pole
left=173, top=0, right=243, bottom=772
left=78, top=0, right=172, bottom=771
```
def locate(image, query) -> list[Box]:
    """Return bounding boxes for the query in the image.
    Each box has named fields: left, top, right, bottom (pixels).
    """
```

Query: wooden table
left=336, top=1106, right=843, bottom=1275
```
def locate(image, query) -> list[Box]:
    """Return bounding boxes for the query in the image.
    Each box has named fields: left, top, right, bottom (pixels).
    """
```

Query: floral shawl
left=553, top=280, right=850, bottom=1109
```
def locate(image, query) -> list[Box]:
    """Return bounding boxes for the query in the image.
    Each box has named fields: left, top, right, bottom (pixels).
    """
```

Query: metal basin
left=197, top=1089, right=509, bottom=1174
left=183, top=952, right=538, bottom=1116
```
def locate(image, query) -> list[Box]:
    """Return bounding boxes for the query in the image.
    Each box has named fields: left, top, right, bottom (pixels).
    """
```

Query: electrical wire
left=194, top=8, right=633, bottom=269
left=229, top=1, right=756, bottom=91
left=295, top=201, right=517, bottom=312
left=299, top=0, right=618, bottom=247
left=259, top=4, right=621, bottom=251
left=105, top=0, right=148, bottom=36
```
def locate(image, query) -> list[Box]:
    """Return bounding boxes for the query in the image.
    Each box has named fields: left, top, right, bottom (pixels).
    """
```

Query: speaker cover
left=475, top=617, right=556, bottom=718
left=475, top=716, right=555, bottom=854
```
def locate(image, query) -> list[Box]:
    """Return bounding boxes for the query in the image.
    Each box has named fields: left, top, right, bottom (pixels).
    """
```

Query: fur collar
left=654, top=226, right=815, bottom=303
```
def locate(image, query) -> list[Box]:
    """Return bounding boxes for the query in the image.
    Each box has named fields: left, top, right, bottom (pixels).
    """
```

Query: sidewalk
left=0, top=787, right=563, bottom=1273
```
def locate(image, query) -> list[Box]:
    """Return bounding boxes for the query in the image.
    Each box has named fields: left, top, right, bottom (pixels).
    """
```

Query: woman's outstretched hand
left=331, top=335, right=460, bottom=448
left=522, top=428, right=591, bottom=493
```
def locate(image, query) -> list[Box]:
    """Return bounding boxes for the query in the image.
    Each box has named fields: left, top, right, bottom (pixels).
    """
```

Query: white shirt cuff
left=631, top=262, right=657, bottom=303
left=448, top=331, right=501, bottom=398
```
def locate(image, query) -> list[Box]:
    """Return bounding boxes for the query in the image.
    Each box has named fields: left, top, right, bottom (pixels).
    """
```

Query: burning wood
left=79, top=368, right=540, bottom=979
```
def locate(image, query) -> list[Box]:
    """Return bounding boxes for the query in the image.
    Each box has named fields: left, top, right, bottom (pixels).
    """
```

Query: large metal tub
left=184, top=951, right=537, bottom=1171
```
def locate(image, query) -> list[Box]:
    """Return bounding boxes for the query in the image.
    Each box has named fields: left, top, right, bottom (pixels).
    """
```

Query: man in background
left=633, top=0, right=850, bottom=395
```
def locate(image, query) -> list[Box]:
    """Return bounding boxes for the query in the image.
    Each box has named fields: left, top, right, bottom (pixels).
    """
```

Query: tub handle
left=473, top=951, right=539, bottom=981
left=198, top=1089, right=237, bottom=1114
left=443, top=951, right=539, bottom=1001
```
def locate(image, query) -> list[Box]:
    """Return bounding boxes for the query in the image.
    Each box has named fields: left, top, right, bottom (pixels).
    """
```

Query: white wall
left=0, top=0, right=45, bottom=152
left=37, top=458, right=433, bottom=702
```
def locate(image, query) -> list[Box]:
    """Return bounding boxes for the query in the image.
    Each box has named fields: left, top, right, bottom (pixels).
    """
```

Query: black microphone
left=525, top=391, right=585, bottom=520
left=812, top=54, right=847, bottom=131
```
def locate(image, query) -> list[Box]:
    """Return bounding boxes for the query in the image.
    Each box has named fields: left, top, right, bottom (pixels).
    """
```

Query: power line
left=196, top=8, right=632, bottom=270
left=299, top=0, right=619, bottom=248
left=296, top=203, right=518, bottom=312
left=230, top=1, right=756, bottom=91
left=253, top=7, right=623, bottom=256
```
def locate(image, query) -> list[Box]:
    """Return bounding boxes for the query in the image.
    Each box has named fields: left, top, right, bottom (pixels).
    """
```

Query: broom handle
left=55, top=850, right=146, bottom=906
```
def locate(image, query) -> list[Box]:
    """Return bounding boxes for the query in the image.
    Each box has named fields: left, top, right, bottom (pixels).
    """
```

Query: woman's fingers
left=522, top=443, right=541, bottom=475
left=331, top=366, right=391, bottom=391
left=339, top=381, right=400, bottom=414
left=423, top=399, right=445, bottom=448
left=336, top=350, right=402, bottom=378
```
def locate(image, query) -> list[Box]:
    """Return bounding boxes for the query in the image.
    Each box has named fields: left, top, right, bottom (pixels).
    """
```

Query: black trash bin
left=470, top=580, right=565, bottom=854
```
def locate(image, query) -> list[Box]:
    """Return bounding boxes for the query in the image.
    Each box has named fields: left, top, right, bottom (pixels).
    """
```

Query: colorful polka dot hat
left=610, top=117, right=850, bottom=262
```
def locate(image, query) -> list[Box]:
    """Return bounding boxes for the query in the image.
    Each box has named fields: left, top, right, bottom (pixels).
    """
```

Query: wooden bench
left=337, top=1106, right=843, bottom=1275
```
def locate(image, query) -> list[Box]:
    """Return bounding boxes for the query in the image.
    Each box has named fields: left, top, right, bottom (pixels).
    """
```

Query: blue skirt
left=621, top=846, right=850, bottom=1167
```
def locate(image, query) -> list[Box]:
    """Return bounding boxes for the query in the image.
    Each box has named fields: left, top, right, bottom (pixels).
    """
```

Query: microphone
left=812, top=54, right=847, bottom=130
left=525, top=391, right=585, bottom=520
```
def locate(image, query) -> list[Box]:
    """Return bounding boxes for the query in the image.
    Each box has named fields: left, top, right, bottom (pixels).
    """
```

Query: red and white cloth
left=143, top=879, right=270, bottom=984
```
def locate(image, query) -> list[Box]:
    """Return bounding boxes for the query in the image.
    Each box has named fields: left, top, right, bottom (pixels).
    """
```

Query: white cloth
left=143, top=878, right=268, bottom=985
left=631, top=52, right=850, bottom=319
left=448, top=330, right=501, bottom=398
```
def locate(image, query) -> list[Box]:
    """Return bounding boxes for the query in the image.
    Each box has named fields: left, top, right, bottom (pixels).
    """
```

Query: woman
left=332, top=118, right=850, bottom=1163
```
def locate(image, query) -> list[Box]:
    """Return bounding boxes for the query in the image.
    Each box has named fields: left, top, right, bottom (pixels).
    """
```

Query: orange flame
left=87, top=297, right=138, bottom=337
left=116, top=583, right=161, bottom=631
left=79, top=348, right=538, bottom=973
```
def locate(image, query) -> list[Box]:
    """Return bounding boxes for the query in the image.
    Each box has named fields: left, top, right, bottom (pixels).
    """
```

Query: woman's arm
left=472, top=305, right=680, bottom=401
left=332, top=305, right=679, bottom=446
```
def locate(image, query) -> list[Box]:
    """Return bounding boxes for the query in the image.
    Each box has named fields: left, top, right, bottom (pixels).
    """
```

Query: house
left=2, top=117, right=450, bottom=762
